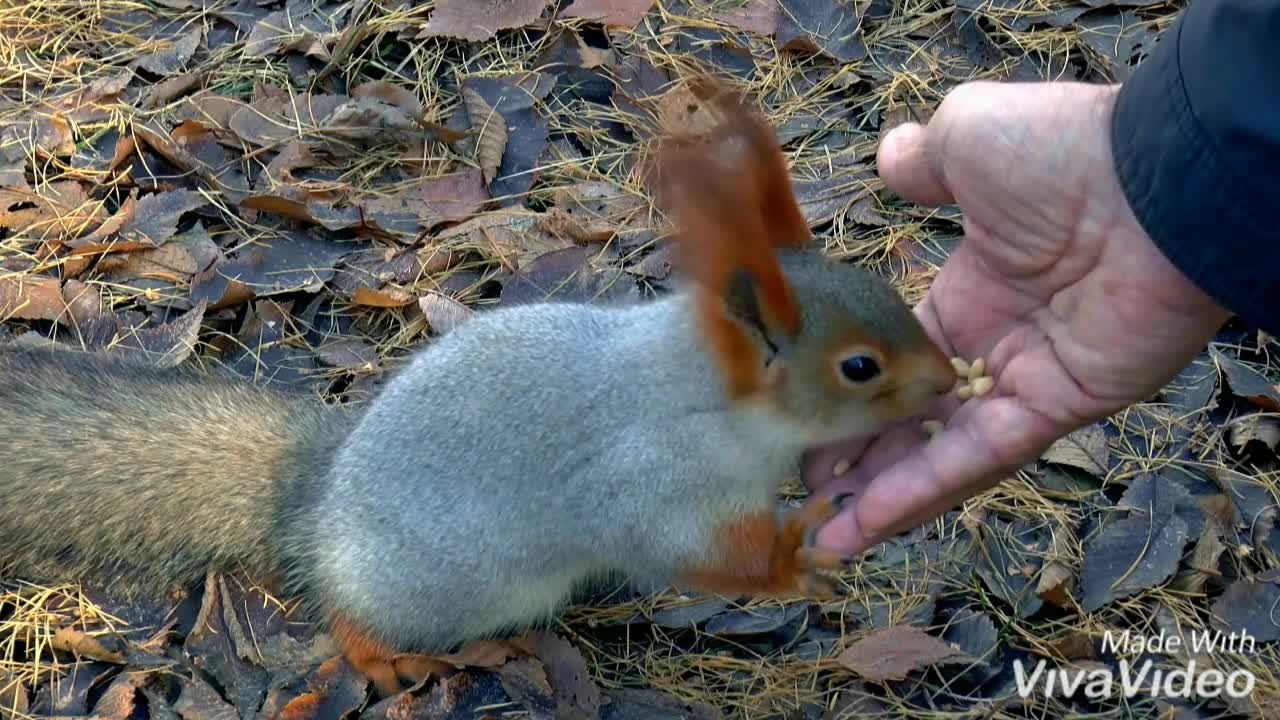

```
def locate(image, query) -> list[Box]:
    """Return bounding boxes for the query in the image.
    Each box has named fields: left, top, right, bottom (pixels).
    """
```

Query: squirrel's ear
left=647, top=75, right=809, bottom=399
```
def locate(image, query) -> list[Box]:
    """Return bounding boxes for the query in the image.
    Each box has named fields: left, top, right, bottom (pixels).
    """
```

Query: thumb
left=876, top=121, right=954, bottom=207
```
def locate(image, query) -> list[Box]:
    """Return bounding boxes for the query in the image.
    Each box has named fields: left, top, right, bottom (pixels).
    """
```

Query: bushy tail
left=0, top=345, right=352, bottom=596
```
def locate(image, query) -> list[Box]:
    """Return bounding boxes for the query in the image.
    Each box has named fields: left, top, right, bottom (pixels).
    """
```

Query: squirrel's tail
left=0, top=345, right=351, bottom=596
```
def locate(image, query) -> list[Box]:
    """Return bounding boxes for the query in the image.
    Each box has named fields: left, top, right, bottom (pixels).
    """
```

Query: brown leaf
left=418, top=0, right=553, bottom=41
left=540, top=180, right=643, bottom=243
left=529, top=633, right=601, bottom=719
left=1037, top=521, right=1078, bottom=608
left=141, top=71, right=206, bottom=110
left=462, top=87, right=507, bottom=185
left=61, top=279, right=105, bottom=325
left=1211, top=346, right=1280, bottom=411
left=714, top=0, right=778, bottom=35
left=836, top=625, right=972, bottom=682
left=560, top=0, right=656, bottom=28
left=0, top=181, right=104, bottom=239
left=351, top=80, right=422, bottom=120
left=191, top=231, right=347, bottom=308
left=132, top=24, right=202, bottom=75
left=173, top=674, right=239, bottom=720
left=352, top=286, right=414, bottom=307
left=92, top=674, right=140, bottom=720
left=49, top=627, right=126, bottom=664
left=315, top=338, right=380, bottom=370
left=1228, top=414, right=1280, bottom=453
left=116, top=189, right=209, bottom=246
left=0, top=275, right=64, bottom=321
left=1041, top=423, right=1110, bottom=476
left=70, top=195, right=138, bottom=248
left=428, top=638, right=531, bottom=669
left=35, top=115, right=76, bottom=156
left=0, top=671, right=29, bottom=720
left=419, top=292, right=474, bottom=335
left=777, top=0, right=867, bottom=63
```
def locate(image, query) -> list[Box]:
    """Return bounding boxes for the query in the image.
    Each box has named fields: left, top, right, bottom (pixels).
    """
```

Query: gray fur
left=0, top=249, right=946, bottom=656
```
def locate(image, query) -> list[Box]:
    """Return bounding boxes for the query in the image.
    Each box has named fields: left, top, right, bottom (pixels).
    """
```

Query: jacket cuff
left=1110, top=5, right=1280, bottom=335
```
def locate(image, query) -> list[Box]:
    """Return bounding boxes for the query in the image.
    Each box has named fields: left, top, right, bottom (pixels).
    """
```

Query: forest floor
left=2, top=0, right=1279, bottom=718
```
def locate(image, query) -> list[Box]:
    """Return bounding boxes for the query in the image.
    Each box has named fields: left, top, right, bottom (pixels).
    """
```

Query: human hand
left=803, top=81, right=1231, bottom=555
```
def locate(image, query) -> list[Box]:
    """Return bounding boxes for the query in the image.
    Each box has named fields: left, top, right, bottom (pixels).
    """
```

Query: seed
left=957, top=384, right=973, bottom=401
left=968, top=357, right=986, bottom=381
left=950, top=357, right=970, bottom=377
left=832, top=458, right=852, bottom=477
left=972, top=376, right=995, bottom=397
left=921, top=420, right=944, bottom=437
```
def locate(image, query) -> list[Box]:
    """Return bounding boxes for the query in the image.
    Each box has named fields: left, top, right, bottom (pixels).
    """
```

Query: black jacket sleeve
left=1110, top=1, right=1280, bottom=335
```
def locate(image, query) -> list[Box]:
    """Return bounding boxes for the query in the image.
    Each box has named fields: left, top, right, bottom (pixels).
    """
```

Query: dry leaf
left=462, top=87, right=507, bottom=185
left=352, top=286, right=414, bottom=307
left=836, top=625, right=973, bottom=682
left=0, top=181, right=104, bottom=239
left=777, top=0, right=867, bottom=63
left=50, top=627, right=126, bottom=664
left=0, top=275, right=64, bottom=321
left=419, top=0, right=553, bottom=41
left=560, top=0, right=656, bottom=28
left=1037, top=521, right=1078, bottom=608
left=1041, top=423, right=1110, bottom=476
left=1212, top=347, right=1280, bottom=411
left=1228, top=414, right=1280, bottom=452
left=117, top=189, right=208, bottom=245
left=419, top=292, right=474, bottom=335
left=715, top=0, right=779, bottom=35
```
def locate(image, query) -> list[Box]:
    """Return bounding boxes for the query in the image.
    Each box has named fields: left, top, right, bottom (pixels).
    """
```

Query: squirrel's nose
left=922, top=344, right=957, bottom=396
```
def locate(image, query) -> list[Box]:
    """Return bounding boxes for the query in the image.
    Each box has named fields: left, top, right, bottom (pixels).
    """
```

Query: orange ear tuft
left=647, top=76, right=811, bottom=398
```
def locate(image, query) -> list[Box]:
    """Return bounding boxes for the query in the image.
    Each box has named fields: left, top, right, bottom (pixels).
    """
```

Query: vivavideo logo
left=1012, top=628, right=1257, bottom=700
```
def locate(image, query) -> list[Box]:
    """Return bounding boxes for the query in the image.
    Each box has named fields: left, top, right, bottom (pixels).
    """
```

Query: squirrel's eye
left=839, top=355, right=881, bottom=384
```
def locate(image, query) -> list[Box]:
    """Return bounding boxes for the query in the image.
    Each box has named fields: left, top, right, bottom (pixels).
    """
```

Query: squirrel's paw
left=781, top=493, right=853, bottom=599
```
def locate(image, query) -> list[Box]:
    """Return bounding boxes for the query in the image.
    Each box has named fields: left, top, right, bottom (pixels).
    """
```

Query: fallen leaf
left=429, top=638, right=531, bottom=668
left=777, top=0, right=867, bottom=63
left=715, top=0, right=778, bottom=35
left=704, top=603, right=807, bottom=636
left=1211, top=579, right=1280, bottom=643
left=141, top=72, right=205, bottom=110
left=836, top=625, right=972, bottom=683
left=352, top=286, right=414, bottom=307
left=647, top=597, right=733, bottom=628
left=1211, top=347, right=1280, bottom=411
left=530, top=633, right=601, bottom=720
left=418, top=0, right=553, bottom=41
left=1075, top=9, right=1155, bottom=81
left=1037, top=521, right=1079, bottom=608
left=419, top=292, right=474, bottom=335
left=1228, top=414, right=1280, bottom=453
left=92, top=674, right=140, bottom=720
left=600, top=688, right=722, bottom=720
left=315, top=338, right=379, bottom=370
left=132, top=24, right=202, bottom=75
left=0, top=671, right=29, bottom=719
left=0, top=275, right=64, bottom=321
left=1080, top=497, right=1190, bottom=612
left=970, top=517, right=1046, bottom=618
left=462, top=87, right=507, bottom=185
left=191, top=231, right=348, bottom=308
left=461, top=74, right=551, bottom=202
left=117, top=190, right=209, bottom=246
left=106, top=301, right=207, bottom=368
left=560, top=0, right=656, bottom=28
left=0, top=181, right=104, bottom=239
left=173, top=673, right=239, bottom=720
left=500, top=245, right=635, bottom=305
left=49, top=627, right=125, bottom=664
left=1041, top=423, right=1111, bottom=476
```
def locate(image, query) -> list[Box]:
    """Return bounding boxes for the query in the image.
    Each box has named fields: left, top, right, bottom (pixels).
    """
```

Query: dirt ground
left=2, top=0, right=1278, bottom=718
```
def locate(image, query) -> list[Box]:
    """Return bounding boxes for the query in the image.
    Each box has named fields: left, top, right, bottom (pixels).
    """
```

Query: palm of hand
left=806, top=81, right=1229, bottom=554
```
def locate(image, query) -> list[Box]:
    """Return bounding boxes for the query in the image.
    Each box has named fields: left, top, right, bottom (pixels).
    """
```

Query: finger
left=813, top=396, right=1058, bottom=554
left=876, top=122, right=954, bottom=207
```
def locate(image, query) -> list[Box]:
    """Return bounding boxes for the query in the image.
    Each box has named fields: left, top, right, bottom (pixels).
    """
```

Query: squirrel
left=0, top=76, right=956, bottom=698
